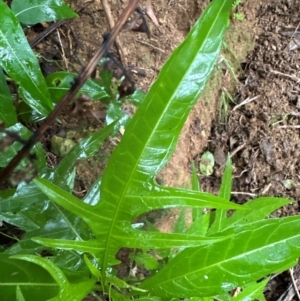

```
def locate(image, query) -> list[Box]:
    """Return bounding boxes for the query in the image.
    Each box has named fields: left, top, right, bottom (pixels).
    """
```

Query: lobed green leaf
left=97, top=0, right=236, bottom=276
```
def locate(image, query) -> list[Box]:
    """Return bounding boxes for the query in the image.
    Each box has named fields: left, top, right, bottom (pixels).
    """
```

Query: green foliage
left=11, top=0, right=77, bottom=25
left=0, top=0, right=299, bottom=300
left=199, top=151, right=215, bottom=176
left=232, top=0, right=245, bottom=21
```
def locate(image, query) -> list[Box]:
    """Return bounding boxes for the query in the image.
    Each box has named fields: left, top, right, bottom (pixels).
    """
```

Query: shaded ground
left=5, top=0, right=300, bottom=300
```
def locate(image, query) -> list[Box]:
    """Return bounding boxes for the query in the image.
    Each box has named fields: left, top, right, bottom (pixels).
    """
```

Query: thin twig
left=277, top=125, right=300, bottom=128
left=290, top=267, right=300, bottom=301
left=29, top=19, right=66, bottom=48
left=56, top=29, right=68, bottom=69
left=232, top=96, right=259, bottom=111
left=231, top=192, right=257, bottom=197
left=270, top=69, right=300, bottom=83
left=137, top=40, right=165, bottom=53
left=230, top=143, right=246, bottom=158
left=102, top=0, right=127, bottom=64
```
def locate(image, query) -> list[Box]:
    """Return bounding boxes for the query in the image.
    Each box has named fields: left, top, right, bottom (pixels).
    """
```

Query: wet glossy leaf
left=0, top=2, right=52, bottom=116
left=16, top=101, right=45, bottom=123
left=141, top=216, right=300, bottom=297
left=97, top=0, right=235, bottom=275
left=0, top=254, right=59, bottom=301
left=11, top=0, right=77, bottom=25
left=12, top=255, right=95, bottom=300
left=33, top=0, right=242, bottom=277
left=106, top=101, right=130, bottom=134
left=83, top=176, right=101, bottom=206
left=46, top=72, right=109, bottom=102
left=0, top=123, right=46, bottom=172
left=124, top=89, right=146, bottom=106
left=0, top=68, right=17, bottom=126
left=0, top=180, right=91, bottom=255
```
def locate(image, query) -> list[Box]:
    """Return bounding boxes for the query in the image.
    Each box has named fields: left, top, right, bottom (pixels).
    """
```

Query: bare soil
left=18, top=0, right=300, bottom=299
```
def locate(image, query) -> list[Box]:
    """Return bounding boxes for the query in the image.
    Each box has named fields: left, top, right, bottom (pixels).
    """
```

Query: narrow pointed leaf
left=232, top=279, right=269, bottom=301
left=218, top=156, right=232, bottom=201
left=208, top=197, right=291, bottom=235
left=191, top=161, right=200, bottom=192
left=126, top=187, right=244, bottom=218
left=83, top=176, right=101, bottom=205
left=32, top=237, right=104, bottom=256
left=16, top=286, right=26, bottom=301
left=210, top=156, right=233, bottom=233
left=0, top=1, right=52, bottom=116
left=33, top=178, right=106, bottom=235
left=141, top=216, right=300, bottom=297
left=116, top=230, right=231, bottom=249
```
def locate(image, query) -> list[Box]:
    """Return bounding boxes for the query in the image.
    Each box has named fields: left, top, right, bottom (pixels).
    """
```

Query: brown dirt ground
left=23, top=0, right=300, bottom=300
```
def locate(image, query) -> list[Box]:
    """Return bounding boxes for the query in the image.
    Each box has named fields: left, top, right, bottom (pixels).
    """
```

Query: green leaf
left=208, top=196, right=291, bottom=235
left=0, top=254, right=59, bottom=301
left=218, top=156, right=232, bottom=201
left=33, top=177, right=242, bottom=251
left=173, top=209, right=187, bottom=233
left=32, top=0, right=238, bottom=280
left=83, top=176, right=101, bottom=205
left=189, top=160, right=207, bottom=235
left=46, top=72, right=109, bottom=102
left=0, top=2, right=53, bottom=116
left=97, top=0, right=234, bottom=275
left=191, top=161, right=200, bottom=192
left=32, top=237, right=104, bottom=256
left=16, top=286, right=26, bottom=301
left=209, top=156, right=233, bottom=233
left=200, top=151, right=215, bottom=176
left=0, top=68, right=17, bottom=126
left=0, top=180, right=91, bottom=256
left=141, top=216, right=300, bottom=297
left=124, top=89, right=146, bottom=106
left=0, top=123, right=46, bottom=172
left=11, top=0, right=78, bottom=25
left=130, top=252, right=159, bottom=270
left=232, top=279, right=269, bottom=301
left=106, top=101, right=130, bottom=134
left=49, top=122, right=116, bottom=185
left=12, top=254, right=95, bottom=301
